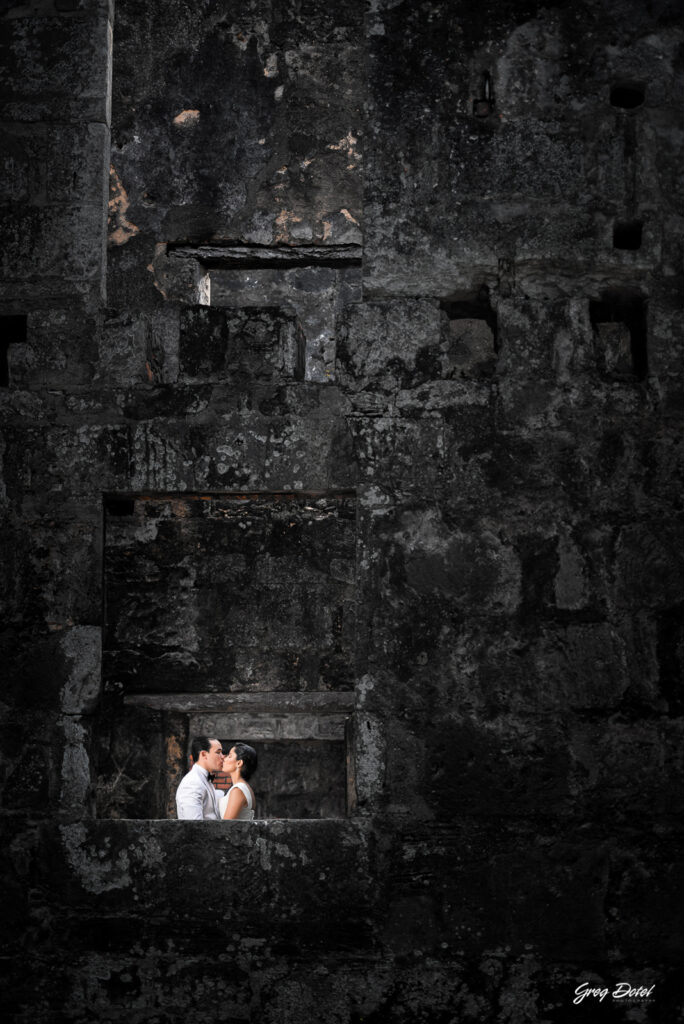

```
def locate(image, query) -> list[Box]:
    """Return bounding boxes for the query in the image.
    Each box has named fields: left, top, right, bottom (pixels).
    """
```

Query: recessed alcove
left=0, top=315, right=27, bottom=387
left=472, top=70, right=494, bottom=117
left=609, top=81, right=645, bottom=109
left=96, top=491, right=357, bottom=819
left=589, top=288, right=648, bottom=379
left=123, top=691, right=354, bottom=819
left=613, top=220, right=643, bottom=250
left=165, top=243, right=363, bottom=383
left=103, top=496, right=136, bottom=517
left=439, top=287, right=498, bottom=377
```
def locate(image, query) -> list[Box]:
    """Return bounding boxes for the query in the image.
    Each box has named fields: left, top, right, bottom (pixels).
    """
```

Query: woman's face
left=223, top=747, right=239, bottom=774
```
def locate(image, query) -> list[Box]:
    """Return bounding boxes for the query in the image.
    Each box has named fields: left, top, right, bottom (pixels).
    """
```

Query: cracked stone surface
left=1, top=0, right=683, bottom=1021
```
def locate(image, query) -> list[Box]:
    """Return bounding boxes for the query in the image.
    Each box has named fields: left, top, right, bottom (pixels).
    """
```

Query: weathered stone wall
left=1, top=0, right=683, bottom=1021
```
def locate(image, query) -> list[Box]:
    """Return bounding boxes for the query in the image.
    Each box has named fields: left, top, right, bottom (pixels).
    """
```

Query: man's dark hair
left=233, top=742, right=258, bottom=780
left=190, top=736, right=217, bottom=765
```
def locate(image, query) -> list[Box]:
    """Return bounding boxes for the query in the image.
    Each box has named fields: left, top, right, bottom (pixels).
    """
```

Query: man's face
left=202, top=739, right=224, bottom=773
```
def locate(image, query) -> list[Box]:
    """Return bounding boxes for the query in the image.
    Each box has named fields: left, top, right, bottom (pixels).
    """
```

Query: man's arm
left=176, top=781, right=205, bottom=820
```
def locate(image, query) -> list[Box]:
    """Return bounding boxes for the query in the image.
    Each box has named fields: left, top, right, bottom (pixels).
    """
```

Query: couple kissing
left=176, top=736, right=257, bottom=820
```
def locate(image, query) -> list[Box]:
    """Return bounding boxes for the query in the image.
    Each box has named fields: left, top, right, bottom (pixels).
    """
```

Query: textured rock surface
left=1, top=0, right=683, bottom=1021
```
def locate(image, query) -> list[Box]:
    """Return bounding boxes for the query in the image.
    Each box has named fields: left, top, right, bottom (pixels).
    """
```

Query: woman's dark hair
left=233, top=742, right=257, bottom=780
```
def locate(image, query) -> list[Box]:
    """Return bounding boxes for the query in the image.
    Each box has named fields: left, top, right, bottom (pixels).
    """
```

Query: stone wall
left=1, top=0, right=683, bottom=1021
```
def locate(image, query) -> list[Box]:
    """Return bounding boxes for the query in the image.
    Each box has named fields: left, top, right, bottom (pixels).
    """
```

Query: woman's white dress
left=218, top=781, right=255, bottom=820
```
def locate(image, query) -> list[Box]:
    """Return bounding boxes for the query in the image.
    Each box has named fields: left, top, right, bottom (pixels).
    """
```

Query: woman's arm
left=222, top=784, right=247, bottom=819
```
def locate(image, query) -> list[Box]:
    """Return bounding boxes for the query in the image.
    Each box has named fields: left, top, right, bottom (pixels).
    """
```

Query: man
left=176, top=736, right=224, bottom=820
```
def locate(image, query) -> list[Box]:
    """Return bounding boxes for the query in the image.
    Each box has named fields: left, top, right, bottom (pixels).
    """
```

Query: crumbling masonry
left=1, top=1, right=683, bottom=1021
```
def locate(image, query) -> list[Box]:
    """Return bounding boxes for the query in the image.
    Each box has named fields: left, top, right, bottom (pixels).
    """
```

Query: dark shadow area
left=610, top=81, right=645, bottom=109
left=440, top=286, right=498, bottom=346
left=0, top=315, right=27, bottom=387
left=613, top=219, right=643, bottom=250
left=589, top=288, right=648, bottom=379
left=103, top=496, right=136, bottom=517
left=472, top=69, right=494, bottom=117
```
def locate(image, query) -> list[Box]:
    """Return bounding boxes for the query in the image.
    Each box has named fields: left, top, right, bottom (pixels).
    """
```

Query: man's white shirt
left=175, top=763, right=222, bottom=820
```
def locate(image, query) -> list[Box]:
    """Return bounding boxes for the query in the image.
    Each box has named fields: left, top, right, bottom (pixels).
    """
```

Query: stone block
left=0, top=123, right=46, bottom=203
left=178, top=306, right=303, bottom=383
left=46, top=122, right=109, bottom=203
left=569, top=719, right=684, bottom=819
left=614, top=520, right=684, bottom=610
left=94, top=704, right=167, bottom=819
left=395, top=508, right=522, bottom=613
left=9, top=307, right=100, bottom=388
left=447, top=122, right=583, bottom=202
left=336, top=299, right=443, bottom=392
left=605, top=838, right=684, bottom=960
left=1, top=204, right=106, bottom=290
left=60, top=626, right=101, bottom=715
left=28, top=518, right=101, bottom=627
left=654, top=117, right=684, bottom=215
left=462, top=612, right=659, bottom=721
left=487, top=842, right=609, bottom=959
left=446, top=317, right=496, bottom=376
left=49, top=819, right=376, bottom=945
left=143, top=307, right=181, bottom=385
left=58, top=715, right=94, bottom=822
left=0, top=513, right=100, bottom=664
left=534, top=624, right=631, bottom=711
left=97, top=311, right=149, bottom=387
left=121, top=393, right=355, bottom=493
left=554, top=532, right=589, bottom=609
left=17, top=423, right=130, bottom=501
left=140, top=244, right=206, bottom=308
left=0, top=711, right=84, bottom=814
left=496, top=296, right=588, bottom=380
left=193, top=712, right=347, bottom=742
left=596, top=322, right=633, bottom=375
left=419, top=715, right=574, bottom=818
left=0, top=11, right=111, bottom=123
left=347, top=415, right=444, bottom=494
left=103, top=494, right=357, bottom=696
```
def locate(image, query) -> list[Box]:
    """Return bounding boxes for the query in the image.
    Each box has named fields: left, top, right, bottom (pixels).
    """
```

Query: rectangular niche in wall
left=439, top=286, right=498, bottom=378
left=166, top=243, right=363, bottom=383
left=97, top=491, right=357, bottom=819
left=590, top=287, right=648, bottom=379
left=122, top=691, right=355, bottom=819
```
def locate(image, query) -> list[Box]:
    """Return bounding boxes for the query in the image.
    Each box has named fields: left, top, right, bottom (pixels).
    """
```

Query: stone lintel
left=124, top=691, right=355, bottom=714
left=190, top=712, right=350, bottom=741
left=167, top=244, right=363, bottom=268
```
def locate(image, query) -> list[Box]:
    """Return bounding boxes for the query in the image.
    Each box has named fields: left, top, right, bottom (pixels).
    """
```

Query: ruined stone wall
left=1, top=1, right=683, bottom=1021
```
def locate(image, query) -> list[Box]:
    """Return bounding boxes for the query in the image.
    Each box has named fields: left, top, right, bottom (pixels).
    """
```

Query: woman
left=219, top=742, right=258, bottom=820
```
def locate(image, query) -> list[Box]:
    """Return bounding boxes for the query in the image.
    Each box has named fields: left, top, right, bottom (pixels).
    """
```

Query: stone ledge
left=168, top=243, right=363, bottom=268
left=124, top=691, right=356, bottom=713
